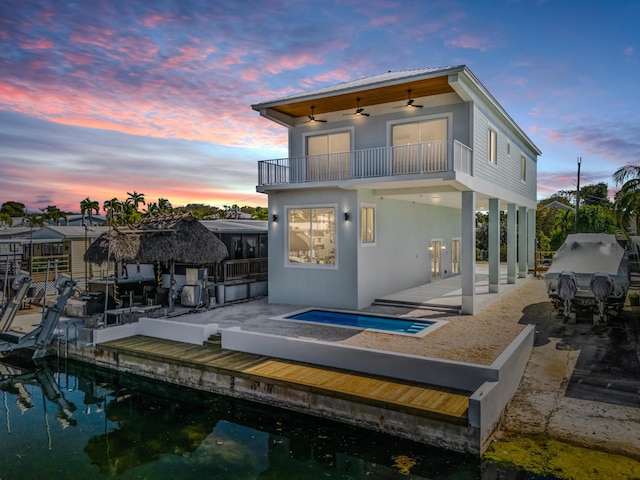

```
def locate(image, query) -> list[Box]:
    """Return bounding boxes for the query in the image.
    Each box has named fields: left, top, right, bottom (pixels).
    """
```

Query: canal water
left=0, top=356, right=543, bottom=479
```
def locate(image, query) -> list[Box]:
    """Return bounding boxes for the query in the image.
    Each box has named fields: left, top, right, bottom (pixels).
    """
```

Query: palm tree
left=126, top=191, right=146, bottom=211
left=158, top=198, right=172, bottom=215
left=80, top=197, right=100, bottom=226
left=613, top=164, right=640, bottom=235
left=120, top=201, right=141, bottom=225
left=143, top=202, right=159, bottom=217
left=103, top=197, right=121, bottom=226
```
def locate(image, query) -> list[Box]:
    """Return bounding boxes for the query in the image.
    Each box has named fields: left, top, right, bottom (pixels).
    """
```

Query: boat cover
left=547, top=233, right=627, bottom=278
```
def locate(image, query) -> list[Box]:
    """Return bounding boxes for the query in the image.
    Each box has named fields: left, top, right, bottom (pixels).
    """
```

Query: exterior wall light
left=344, top=212, right=350, bottom=221
left=272, top=214, right=278, bottom=222
left=442, top=245, right=446, bottom=250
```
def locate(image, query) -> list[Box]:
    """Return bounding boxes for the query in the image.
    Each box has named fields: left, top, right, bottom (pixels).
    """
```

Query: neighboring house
left=28, top=225, right=109, bottom=283
left=541, top=200, right=573, bottom=211
left=45, top=214, right=107, bottom=227
left=252, top=66, right=540, bottom=313
left=201, top=219, right=268, bottom=260
left=0, top=226, right=31, bottom=276
left=201, top=219, right=268, bottom=302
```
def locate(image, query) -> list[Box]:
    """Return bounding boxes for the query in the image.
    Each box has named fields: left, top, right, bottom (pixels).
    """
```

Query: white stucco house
left=252, top=66, right=540, bottom=314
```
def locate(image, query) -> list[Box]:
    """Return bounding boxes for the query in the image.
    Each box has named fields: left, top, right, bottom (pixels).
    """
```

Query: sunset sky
left=1, top=0, right=638, bottom=213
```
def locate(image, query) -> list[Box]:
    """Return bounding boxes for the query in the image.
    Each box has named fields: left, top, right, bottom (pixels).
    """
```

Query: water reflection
left=0, top=355, right=538, bottom=479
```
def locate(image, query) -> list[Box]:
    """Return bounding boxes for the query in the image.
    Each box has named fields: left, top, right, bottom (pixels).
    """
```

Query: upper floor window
left=306, top=132, right=351, bottom=181
left=392, top=118, right=448, bottom=173
left=487, top=128, right=497, bottom=165
left=361, top=205, right=375, bottom=244
left=288, top=207, right=335, bottom=266
left=520, top=155, right=527, bottom=182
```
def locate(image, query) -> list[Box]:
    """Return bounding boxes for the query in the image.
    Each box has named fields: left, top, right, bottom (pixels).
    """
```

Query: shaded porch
left=374, top=263, right=528, bottom=313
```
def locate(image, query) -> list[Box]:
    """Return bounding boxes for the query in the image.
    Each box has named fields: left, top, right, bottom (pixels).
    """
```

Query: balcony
left=258, top=140, right=472, bottom=187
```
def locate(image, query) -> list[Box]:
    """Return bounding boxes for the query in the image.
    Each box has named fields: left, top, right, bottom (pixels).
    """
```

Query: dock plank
left=98, top=336, right=470, bottom=423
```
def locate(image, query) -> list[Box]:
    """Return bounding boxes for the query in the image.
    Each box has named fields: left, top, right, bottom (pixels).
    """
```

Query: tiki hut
left=84, top=214, right=228, bottom=306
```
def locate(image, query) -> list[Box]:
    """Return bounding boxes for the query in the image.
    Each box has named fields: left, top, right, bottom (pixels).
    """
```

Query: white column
left=507, top=203, right=517, bottom=284
left=518, top=206, right=528, bottom=278
left=488, top=198, right=500, bottom=293
left=528, top=209, right=536, bottom=272
left=461, top=191, right=476, bottom=314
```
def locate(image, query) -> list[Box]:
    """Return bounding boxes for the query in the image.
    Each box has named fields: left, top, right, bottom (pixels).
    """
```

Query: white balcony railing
left=258, top=140, right=472, bottom=186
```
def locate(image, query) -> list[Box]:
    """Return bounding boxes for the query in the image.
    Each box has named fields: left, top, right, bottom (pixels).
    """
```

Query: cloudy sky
left=1, top=0, right=638, bottom=213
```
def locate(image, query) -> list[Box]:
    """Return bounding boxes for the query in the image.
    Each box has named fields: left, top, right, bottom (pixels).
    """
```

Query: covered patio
left=374, top=262, right=529, bottom=313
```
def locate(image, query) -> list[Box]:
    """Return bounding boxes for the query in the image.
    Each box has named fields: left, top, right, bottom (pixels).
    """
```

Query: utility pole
left=575, top=156, right=582, bottom=229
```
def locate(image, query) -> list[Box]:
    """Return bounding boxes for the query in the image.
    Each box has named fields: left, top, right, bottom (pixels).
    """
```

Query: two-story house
left=252, top=66, right=540, bottom=313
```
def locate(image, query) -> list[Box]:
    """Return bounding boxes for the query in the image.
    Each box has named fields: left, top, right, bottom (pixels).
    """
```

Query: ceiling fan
left=304, top=106, right=327, bottom=123
left=343, top=97, right=370, bottom=117
left=394, top=89, right=423, bottom=109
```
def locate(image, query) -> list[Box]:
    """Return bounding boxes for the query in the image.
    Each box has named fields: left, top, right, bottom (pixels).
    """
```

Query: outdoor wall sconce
left=442, top=245, right=446, bottom=250
left=272, top=214, right=278, bottom=222
left=428, top=246, right=433, bottom=251
left=344, top=212, right=350, bottom=221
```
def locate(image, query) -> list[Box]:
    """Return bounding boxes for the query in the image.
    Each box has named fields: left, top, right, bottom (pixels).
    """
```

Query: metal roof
left=200, top=219, right=268, bottom=234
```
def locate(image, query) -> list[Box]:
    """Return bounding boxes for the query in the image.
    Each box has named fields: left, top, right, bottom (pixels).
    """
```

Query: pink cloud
left=445, top=34, right=491, bottom=52
left=371, top=15, right=398, bottom=26
left=19, top=38, right=54, bottom=50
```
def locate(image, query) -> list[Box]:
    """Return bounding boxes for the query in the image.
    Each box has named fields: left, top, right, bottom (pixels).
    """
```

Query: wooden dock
left=98, top=335, right=470, bottom=425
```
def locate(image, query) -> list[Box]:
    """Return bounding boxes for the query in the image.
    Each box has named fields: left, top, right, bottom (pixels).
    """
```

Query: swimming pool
left=284, top=309, right=442, bottom=336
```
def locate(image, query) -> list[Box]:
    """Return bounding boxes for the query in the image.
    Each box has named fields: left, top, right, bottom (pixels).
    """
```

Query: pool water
left=287, top=309, right=434, bottom=335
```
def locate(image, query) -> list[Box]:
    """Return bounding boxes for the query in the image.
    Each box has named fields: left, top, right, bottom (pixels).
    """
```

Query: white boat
left=545, top=233, right=630, bottom=320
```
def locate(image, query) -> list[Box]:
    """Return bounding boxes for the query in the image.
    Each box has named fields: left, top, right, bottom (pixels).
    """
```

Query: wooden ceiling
left=269, top=76, right=455, bottom=118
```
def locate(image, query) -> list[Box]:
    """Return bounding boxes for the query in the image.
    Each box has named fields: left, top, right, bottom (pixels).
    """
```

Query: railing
left=222, top=258, right=268, bottom=284
left=30, top=255, right=71, bottom=282
left=258, top=140, right=473, bottom=186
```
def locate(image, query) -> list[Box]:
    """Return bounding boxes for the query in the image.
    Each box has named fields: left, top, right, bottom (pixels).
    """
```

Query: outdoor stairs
left=372, top=298, right=461, bottom=313
left=205, top=333, right=222, bottom=348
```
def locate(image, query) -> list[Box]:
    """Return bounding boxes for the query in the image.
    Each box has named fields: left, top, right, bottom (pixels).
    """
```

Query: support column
left=518, top=206, right=528, bottom=278
left=488, top=198, right=500, bottom=293
left=507, top=203, right=517, bottom=284
left=527, top=209, right=536, bottom=273
left=461, top=191, right=476, bottom=314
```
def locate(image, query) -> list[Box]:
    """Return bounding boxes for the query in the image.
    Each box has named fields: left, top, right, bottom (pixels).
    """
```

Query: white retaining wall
left=92, top=318, right=219, bottom=345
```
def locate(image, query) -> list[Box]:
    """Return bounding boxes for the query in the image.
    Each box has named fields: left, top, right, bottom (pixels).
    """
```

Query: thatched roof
left=84, top=214, right=228, bottom=265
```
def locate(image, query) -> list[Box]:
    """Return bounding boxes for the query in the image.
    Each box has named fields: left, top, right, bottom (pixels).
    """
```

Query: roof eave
left=250, top=65, right=465, bottom=111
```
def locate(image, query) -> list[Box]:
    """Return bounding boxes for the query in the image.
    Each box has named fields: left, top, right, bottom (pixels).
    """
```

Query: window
left=487, top=128, right=497, bottom=164
left=392, top=118, right=448, bottom=173
left=288, top=207, right=335, bottom=265
left=361, top=205, right=375, bottom=244
left=306, top=132, right=350, bottom=181
left=520, top=155, right=527, bottom=182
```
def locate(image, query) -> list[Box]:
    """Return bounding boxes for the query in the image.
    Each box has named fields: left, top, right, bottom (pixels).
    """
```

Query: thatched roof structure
left=84, top=214, right=228, bottom=265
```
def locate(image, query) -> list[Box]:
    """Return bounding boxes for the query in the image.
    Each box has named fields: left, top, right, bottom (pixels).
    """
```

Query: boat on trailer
left=545, top=233, right=630, bottom=323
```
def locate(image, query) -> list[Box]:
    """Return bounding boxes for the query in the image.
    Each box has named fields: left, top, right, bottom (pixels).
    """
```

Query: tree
left=252, top=206, right=268, bottom=221
left=80, top=197, right=100, bottom=226
left=127, top=191, right=146, bottom=211
left=120, top=201, right=141, bottom=225
left=24, top=213, right=44, bottom=227
left=157, top=198, right=172, bottom=215
left=143, top=202, right=160, bottom=217
left=42, top=205, right=66, bottom=226
left=103, top=198, right=122, bottom=226
left=613, top=164, right=640, bottom=235
left=1, top=201, right=26, bottom=217
left=580, top=182, right=611, bottom=207
left=575, top=204, right=616, bottom=233
left=0, top=213, right=11, bottom=227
